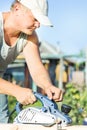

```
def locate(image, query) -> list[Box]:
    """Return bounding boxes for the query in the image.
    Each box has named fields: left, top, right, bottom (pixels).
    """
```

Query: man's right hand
left=15, top=87, right=36, bottom=105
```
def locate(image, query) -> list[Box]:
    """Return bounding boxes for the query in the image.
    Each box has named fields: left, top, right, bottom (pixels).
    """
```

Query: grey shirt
left=0, top=12, right=28, bottom=77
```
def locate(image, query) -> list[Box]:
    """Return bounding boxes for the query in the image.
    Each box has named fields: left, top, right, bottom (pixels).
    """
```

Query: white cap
left=18, top=0, right=53, bottom=27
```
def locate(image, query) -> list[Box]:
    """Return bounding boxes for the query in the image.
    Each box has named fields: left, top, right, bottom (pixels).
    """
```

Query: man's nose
left=35, top=21, right=40, bottom=28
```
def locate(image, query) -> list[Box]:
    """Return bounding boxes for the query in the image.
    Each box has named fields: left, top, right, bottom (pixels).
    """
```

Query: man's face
left=13, top=4, right=40, bottom=35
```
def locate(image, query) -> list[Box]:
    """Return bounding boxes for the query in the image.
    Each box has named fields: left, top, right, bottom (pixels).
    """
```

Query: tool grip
left=15, top=92, right=58, bottom=113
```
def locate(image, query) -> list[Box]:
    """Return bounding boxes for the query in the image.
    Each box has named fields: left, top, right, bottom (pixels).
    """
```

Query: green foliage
left=62, top=83, right=87, bottom=125
left=8, top=96, right=17, bottom=123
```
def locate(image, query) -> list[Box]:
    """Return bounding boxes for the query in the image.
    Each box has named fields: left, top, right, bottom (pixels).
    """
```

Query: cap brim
left=36, top=15, right=53, bottom=27
left=32, top=11, right=53, bottom=27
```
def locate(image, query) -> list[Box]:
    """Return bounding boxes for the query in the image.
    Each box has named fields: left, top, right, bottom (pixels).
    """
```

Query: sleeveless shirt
left=0, top=12, right=28, bottom=77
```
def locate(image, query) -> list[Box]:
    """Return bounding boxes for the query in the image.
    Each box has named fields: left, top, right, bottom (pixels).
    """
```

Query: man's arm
left=23, top=32, right=52, bottom=89
left=23, top=32, right=63, bottom=101
left=0, top=78, right=36, bottom=105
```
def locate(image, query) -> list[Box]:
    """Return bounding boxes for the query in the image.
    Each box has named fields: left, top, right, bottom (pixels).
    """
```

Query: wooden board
left=0, top=124, right=87, bottom=130
left=64, top=125, right=87, bottom=130
left=0, top=124, right=57, bottom=130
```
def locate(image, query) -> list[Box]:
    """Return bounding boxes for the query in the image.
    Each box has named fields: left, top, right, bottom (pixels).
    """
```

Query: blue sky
left=0, top=0, right=87, bottom=55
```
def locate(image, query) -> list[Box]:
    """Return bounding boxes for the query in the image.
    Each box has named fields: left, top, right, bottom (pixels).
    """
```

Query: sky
left=0, top=0, right=87, bottom=55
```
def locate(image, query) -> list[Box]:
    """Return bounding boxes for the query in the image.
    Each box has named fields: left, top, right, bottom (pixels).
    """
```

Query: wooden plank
left=64, top=125, right=87, bottom=130
left=0, top=124, right=57, bottom=130
left=0, top=124, right=87, bottom=130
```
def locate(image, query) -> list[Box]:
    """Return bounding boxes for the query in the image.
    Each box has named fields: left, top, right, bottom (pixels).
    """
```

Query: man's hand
left=44, top=86, right=63, bottom=102
left=15, top=87, right=36, bottom=105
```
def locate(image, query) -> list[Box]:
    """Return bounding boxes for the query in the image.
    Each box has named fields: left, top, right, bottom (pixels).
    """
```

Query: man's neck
left=3, top=12, right=21, bottom=37
left=2, top=12, right=21, bottom=46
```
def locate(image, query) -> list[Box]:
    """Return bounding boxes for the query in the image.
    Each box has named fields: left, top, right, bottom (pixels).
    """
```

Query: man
left=0, top=0, right=63, bottom=123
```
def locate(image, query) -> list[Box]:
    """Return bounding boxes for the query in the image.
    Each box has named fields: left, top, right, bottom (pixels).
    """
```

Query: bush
left=8, top=96, right=17, bottom=123
left=62, top=83, right=87, bottom=125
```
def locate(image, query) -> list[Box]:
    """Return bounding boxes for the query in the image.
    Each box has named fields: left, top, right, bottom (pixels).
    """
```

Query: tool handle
left=34, top=92, right=58, bottom=109
left=15, top=92, right=58, bottom=113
